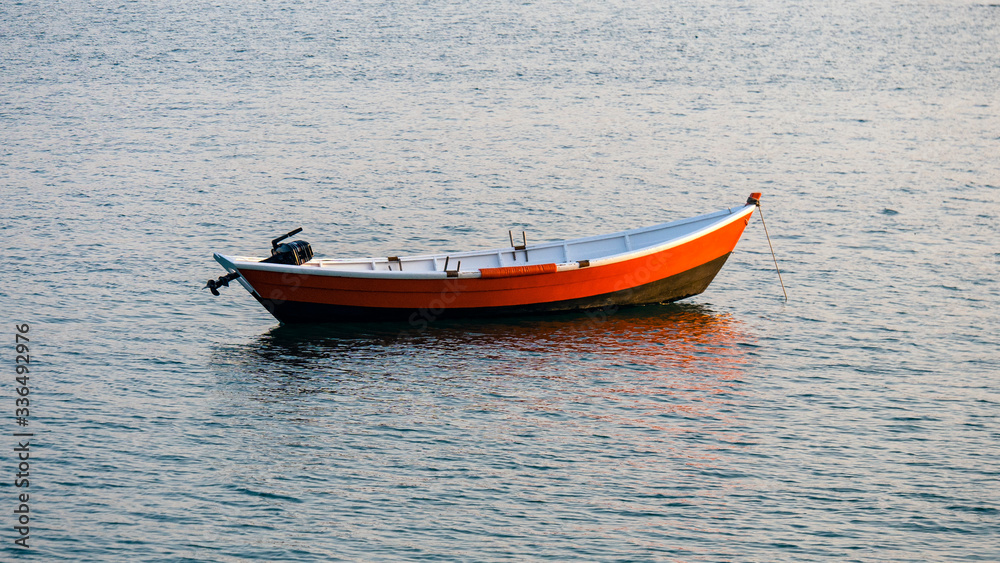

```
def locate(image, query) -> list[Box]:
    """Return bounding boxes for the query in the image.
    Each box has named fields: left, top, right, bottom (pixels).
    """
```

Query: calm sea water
left=3, top=0, right=999, bottom=560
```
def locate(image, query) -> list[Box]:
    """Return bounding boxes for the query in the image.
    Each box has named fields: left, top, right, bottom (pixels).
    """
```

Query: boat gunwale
left=215, top=202, right=755, bottom=281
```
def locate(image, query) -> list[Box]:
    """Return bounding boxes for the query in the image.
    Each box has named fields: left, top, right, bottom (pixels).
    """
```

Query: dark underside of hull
left=253, top=252, right=733, bottom=324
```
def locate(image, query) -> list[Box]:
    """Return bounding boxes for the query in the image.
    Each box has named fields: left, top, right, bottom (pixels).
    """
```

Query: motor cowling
left=262, top=240, right=313, bottom=265
left=261, top=227, right=313, bottom=265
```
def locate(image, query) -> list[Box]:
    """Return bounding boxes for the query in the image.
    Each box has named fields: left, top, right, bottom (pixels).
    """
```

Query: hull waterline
left=254, top=252, right=733, bottom=324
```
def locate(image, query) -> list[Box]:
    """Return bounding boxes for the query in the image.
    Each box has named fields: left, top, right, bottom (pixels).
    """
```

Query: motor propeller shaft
left=204, top=272, right=240, bottom=296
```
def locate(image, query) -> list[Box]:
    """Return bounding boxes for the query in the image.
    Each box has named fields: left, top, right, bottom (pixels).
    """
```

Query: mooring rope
left=756, top=202, right=788, bottom=302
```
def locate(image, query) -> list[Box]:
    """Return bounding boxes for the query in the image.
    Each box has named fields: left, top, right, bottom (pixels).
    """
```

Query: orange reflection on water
left=459, top=305, right=759, bottom=467
left=331, top=305, right=758, bottom=475
left=468, top=304, right=751, bottom=374
left=460, top=303, right=754, bottom=393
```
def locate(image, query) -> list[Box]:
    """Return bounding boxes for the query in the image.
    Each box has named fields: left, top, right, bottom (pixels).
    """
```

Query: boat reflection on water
left=208, top=304, right=762, bottom=543
left=209, top=302, right=761, bottom=489
left=234, top=302, right=751, bottom=368
left=216, top=303, right=757, bottom=434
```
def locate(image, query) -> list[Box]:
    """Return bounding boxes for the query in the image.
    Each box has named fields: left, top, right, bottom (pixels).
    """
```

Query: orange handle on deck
left=478, top=263, right=558, bottom=278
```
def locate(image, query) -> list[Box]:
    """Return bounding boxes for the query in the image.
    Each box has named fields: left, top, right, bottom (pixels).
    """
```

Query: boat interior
left=231, top=205, right=750, bottom=273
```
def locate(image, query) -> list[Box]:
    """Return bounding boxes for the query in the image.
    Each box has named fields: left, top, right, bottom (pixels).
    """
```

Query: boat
left=205, top=193, right=763, bottom=324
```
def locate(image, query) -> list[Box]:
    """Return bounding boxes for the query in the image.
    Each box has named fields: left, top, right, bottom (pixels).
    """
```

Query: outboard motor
left=204, top=227, right=314, bottom=297
left=262, top=227, right=313, bottom=265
